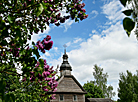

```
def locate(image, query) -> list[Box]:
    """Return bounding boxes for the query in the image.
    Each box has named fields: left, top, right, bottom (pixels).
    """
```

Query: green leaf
left=123, top=17, right=135, bottom=37
left=119, top=0, right=128, bottom=7
left=15, top=28, right=21, bottom=37
left=33, top=49, right=40, bottom=59
left=7, top=15, right=13, bottom=23
left=39, top=59, right=44, bottom=68
left=122, top=10, right=133, bottom=16
left=36, top=3, right=44, bottom=17
left=1, top=40, right=7, bottom=46
left=5, top=93, right=15, bottom=102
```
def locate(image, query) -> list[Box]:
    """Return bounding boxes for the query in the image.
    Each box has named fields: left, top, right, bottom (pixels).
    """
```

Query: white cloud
left=92, top=0, right=95, bottom=4
left=66, top=41, right=71, bottom=47
left=47, top=0, right=138, bottom=100
left=45, top=52, right=50, bottom=56
left=90, top=10, right=99, bottom=19
left=102, top=0, right=124, bottom=23
left=49, top=1, right=138, bottom=100
left=44, top=25, right=51, bottom=34
left=67, top=21, right=138, bottom=100
left=54, top=47, right=58, bottom=51
left=73, top=38, right=82, bottom=43
left=64, top=19, right=74, bottom=32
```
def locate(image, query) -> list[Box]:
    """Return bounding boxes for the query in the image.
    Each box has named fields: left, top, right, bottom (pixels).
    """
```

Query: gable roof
left=54, top=75, right=87, bottom=94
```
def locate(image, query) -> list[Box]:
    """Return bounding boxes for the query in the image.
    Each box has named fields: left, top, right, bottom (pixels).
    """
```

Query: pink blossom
left=53, top=88, right=57, bottom=92
left=44, top=40, right=53, bottom=50
left=46, top=35, right=51, bottom=41
left=45, top=77, right=52, bottom=81
left=44, top=88, right=48, bottom=91
left=43, top=71, right=50, bottom=78
left=82, top=9, right=86, bottom=13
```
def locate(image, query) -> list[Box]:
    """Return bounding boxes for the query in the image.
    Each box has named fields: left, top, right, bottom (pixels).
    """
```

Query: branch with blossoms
left=0, top=0, right=88, bottom=101
left=0, top=35, right=58, bottom=101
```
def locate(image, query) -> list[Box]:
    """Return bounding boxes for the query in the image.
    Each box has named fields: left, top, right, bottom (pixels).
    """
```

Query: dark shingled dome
left=60, top=49, right=72, bottom=71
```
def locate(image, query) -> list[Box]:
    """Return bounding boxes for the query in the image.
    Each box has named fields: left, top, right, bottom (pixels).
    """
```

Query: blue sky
left=30, top=0, right=138, bottom=100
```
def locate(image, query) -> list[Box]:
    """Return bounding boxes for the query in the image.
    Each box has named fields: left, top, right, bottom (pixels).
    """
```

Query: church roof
left=59, top=49, right=72, bottom=71
left=54, top=75, right=87, bottom=94
left=48, top=47, right=86, bottom=94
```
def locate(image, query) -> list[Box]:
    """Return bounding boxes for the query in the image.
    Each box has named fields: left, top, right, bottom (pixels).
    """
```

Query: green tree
left=118, top=70, right=138, bottom=102
left=93, top=64, right=115, bottom=98
left=119, top=0, right=138, bottom=37
left=0, top=0, right=88, bottom=101
left=83, top=81, right=105, bottom=98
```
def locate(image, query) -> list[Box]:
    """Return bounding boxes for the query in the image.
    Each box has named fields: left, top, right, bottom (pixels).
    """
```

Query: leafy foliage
left=92, top=64, right=116, bottom=98
left=118, top=70, right=138, bottom=102
left=119, top=0, right=138, bottom=37
left=0, top=0, right=88, bottom=101
left=123, top=17, right=135, bottom=36
left=83, top=81, right=105, bottom=98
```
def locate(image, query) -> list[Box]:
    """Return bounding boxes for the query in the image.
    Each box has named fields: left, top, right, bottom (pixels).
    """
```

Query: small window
left=60, top=95, right=64, bottom=101
left=73, top=95, right=77, bottom=101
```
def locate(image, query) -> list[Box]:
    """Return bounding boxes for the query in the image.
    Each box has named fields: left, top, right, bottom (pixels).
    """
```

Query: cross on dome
left=63, top=44, right=67, bottom=54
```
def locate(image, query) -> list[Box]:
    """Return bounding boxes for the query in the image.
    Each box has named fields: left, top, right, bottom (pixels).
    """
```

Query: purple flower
left=38, top=41, right=44, bottom=50
left=73, top=0, right=79, bottom=3
left=44, top=88, right=48, bottom=91
left=50, top=7, right=53, bottom=11
left=26, top=46, right=30, bottom=50
left=53, top=88, right=57, bottom=92
left=42, top=86, right=49, bottom=91
left=78, top=12, right=82, bottom=16
left=53, top=81, right=58, bottom=88
left=50, top=17, right=52, bottom=20
left=44, top=64, right=50, bottom=71
left=43, top=71, right=50, bottom=78
left=35, top=61, right=40, bottom=68
left=24, top=3, right=27, bottom=7
left=22, top=77, right=26, bottom=82
left=38, top=73, right=43, bottom=81
left=30, top=76, right=35, bottom=81
left=44, top=40, right=53, bottom=50
left=50, top=94, right=56, bottom=99
left=13, top=48, right=20, bottom=57
left=81, top=3, right=85, bottom=8
left=45, top=77, right=52, bottom=81
left=44, top=59, right=47, bottom=64
left=82, top=9, right=86, bottom=13
left=30, top=71, right=35, bottom=75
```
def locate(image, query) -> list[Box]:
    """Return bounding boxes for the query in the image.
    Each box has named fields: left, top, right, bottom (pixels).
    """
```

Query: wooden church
left=50, top=48, right=87, bottom=102
left=49, top=48, right=114, bottom=102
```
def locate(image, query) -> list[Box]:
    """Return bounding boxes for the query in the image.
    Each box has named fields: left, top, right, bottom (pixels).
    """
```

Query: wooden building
left=50, top=49, right=87, bottom=102
left=49, top=49, right=114, bottom=102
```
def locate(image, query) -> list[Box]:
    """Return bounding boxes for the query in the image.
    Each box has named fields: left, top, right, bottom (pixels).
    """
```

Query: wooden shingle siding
left=51, top=94, right=85, bottom=102
left=56, top=77, right=83, bottom=92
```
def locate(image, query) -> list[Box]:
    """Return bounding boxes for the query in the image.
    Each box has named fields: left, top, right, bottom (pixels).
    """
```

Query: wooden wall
left=50, top=94, right=85, bottom=102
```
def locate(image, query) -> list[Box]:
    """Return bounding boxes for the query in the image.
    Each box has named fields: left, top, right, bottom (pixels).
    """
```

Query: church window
left=60, top=94, right=64, bottom=101
left=73, top=95, right=77, bottom=101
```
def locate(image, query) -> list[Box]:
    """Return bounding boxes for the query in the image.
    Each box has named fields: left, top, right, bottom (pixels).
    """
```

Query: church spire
left=60, top=44, right=72, bottom=76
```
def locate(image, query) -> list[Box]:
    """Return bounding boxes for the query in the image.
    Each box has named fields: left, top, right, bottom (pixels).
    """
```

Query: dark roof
left=49, top=75, right=87, bottom=94
left=59, top=49, right=72, bottom=71
left=87, top=98, right=114, bottom=102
